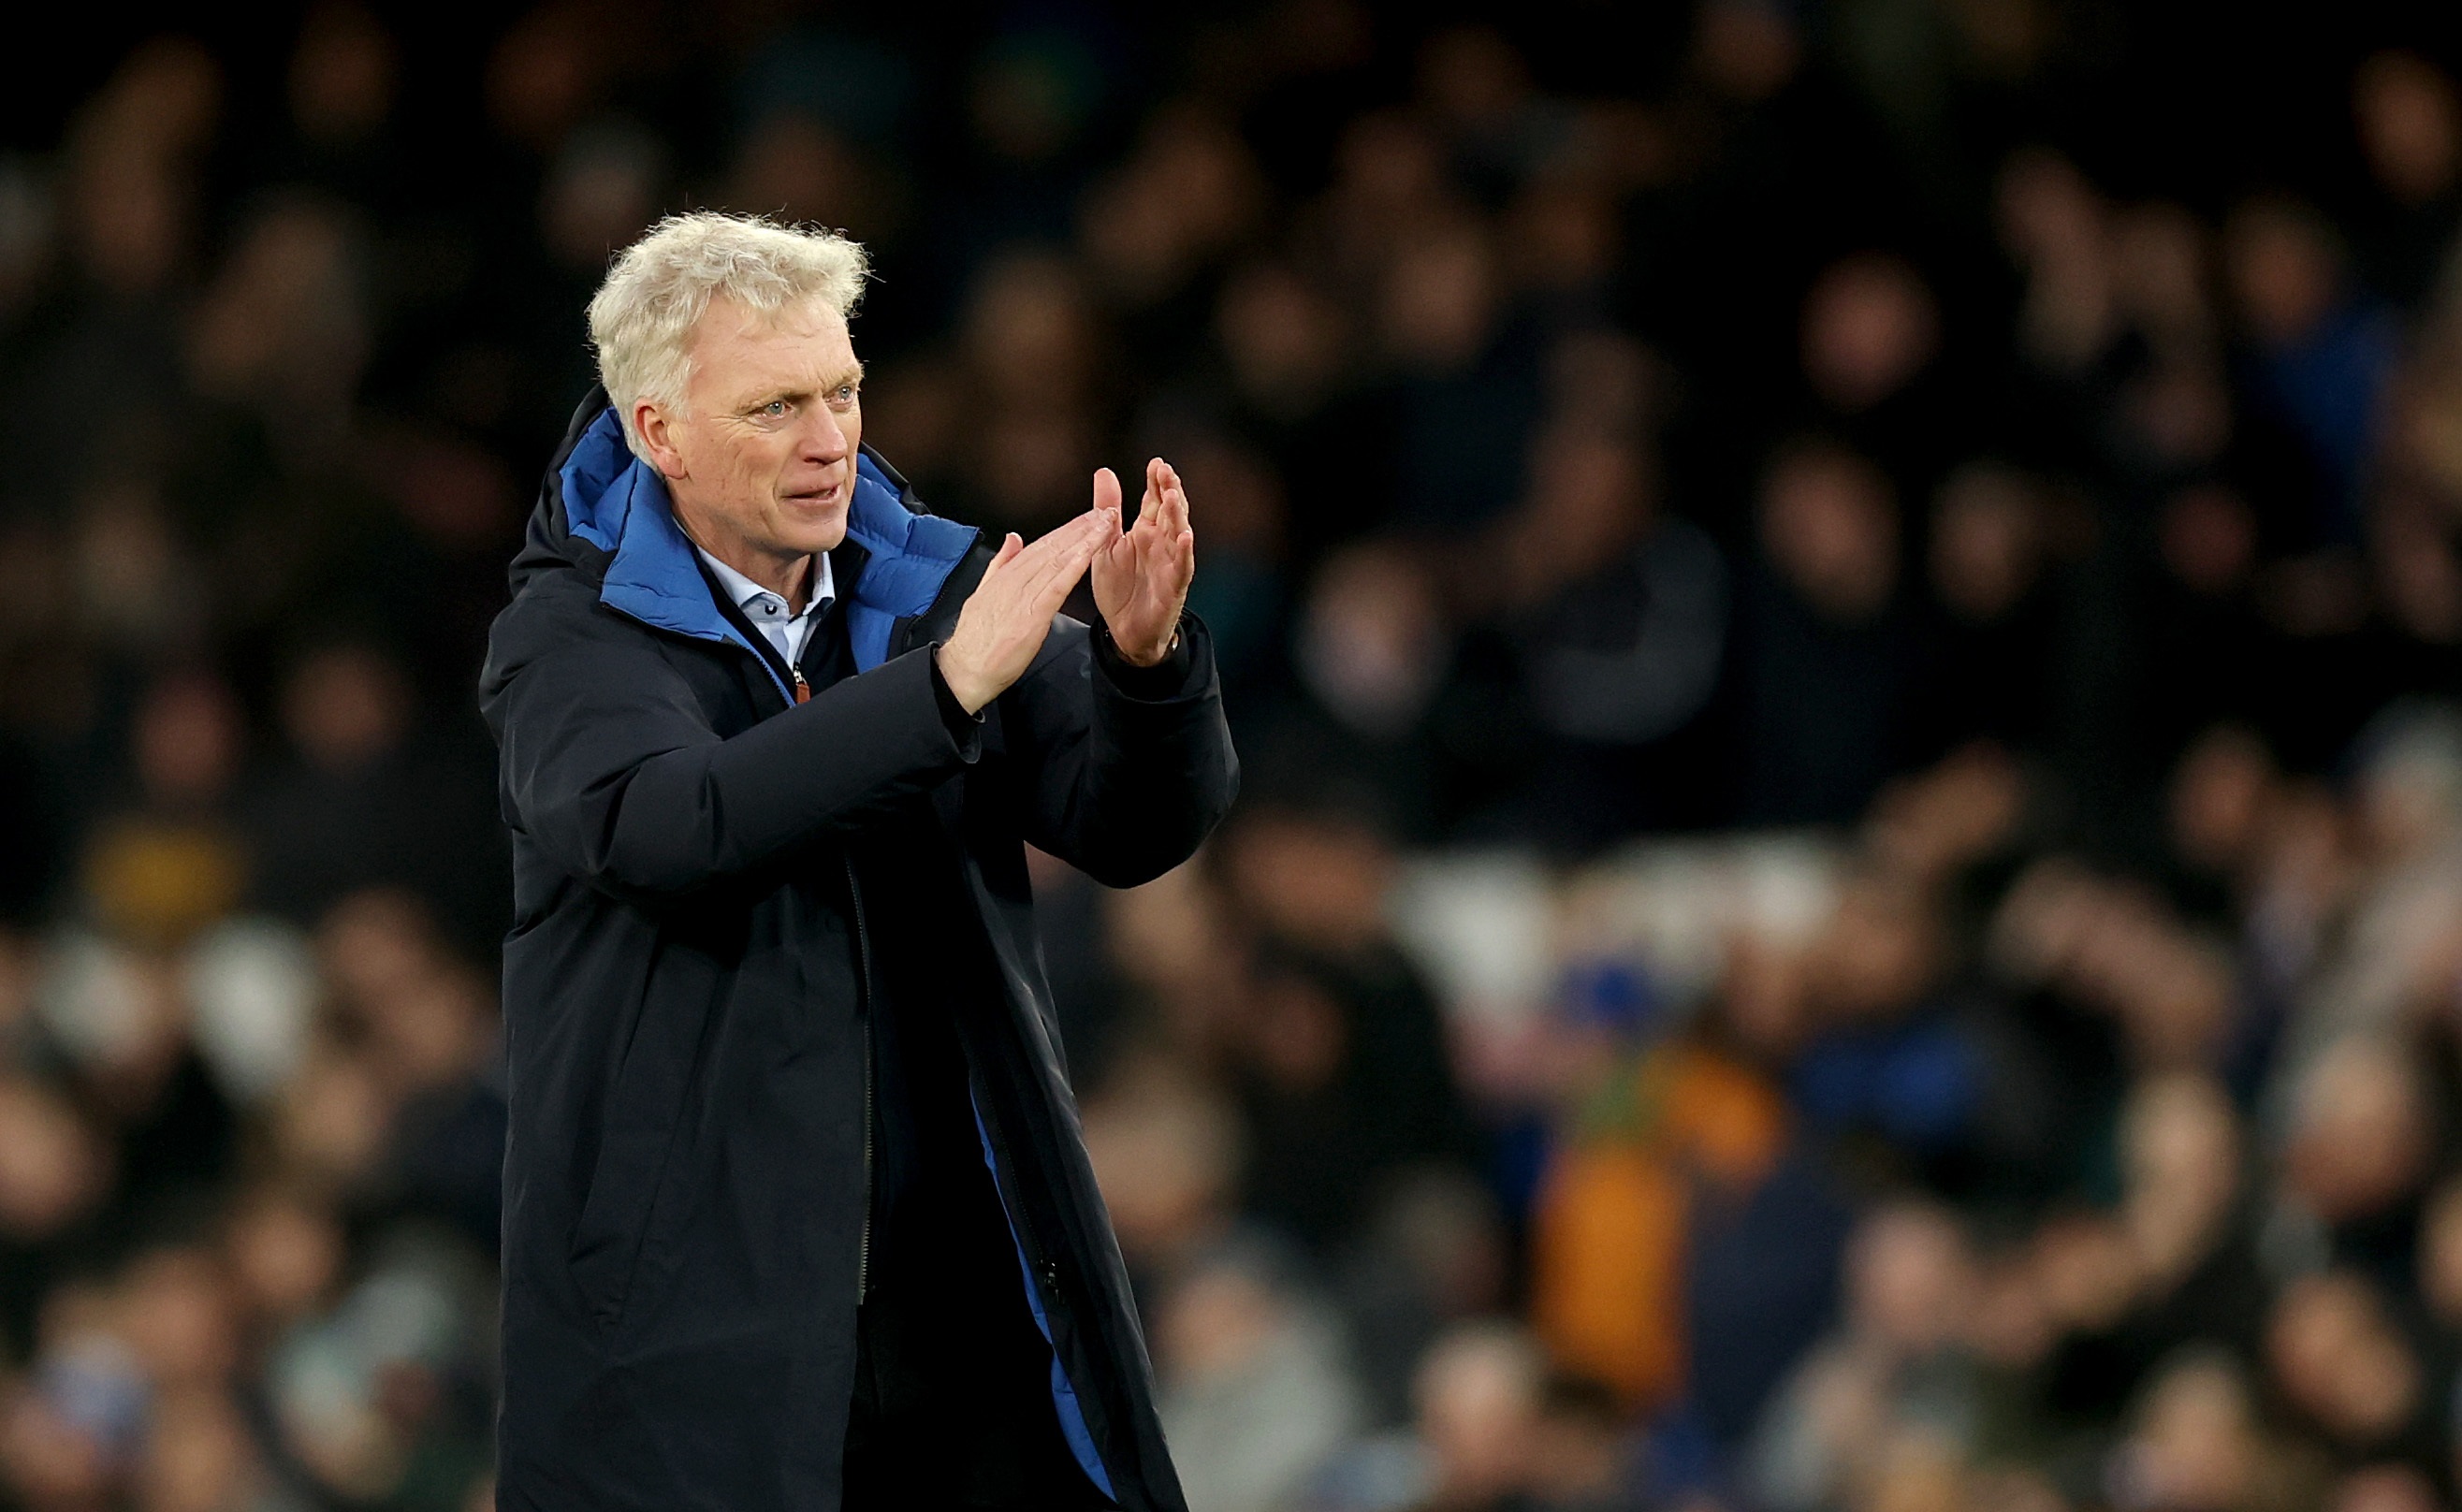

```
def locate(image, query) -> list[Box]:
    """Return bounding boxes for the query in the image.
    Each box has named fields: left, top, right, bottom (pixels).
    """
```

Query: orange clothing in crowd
left=1530, top=1040, right=1790, bottom=1409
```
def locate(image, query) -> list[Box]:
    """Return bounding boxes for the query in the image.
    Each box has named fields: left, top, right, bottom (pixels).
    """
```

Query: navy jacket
left=479, top=395, right=1237, bottom=1510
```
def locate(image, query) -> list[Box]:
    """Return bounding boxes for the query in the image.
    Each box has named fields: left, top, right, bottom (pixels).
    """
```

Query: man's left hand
left=1090, top=458, right=1195, bottom=666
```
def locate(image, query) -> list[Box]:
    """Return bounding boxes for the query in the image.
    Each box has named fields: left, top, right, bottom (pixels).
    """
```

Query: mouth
left=783, top=481, right=846, bottom=508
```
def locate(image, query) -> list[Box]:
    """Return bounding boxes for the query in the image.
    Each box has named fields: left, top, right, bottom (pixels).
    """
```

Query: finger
left=1144, top=465, right=1184, bottom=535
left=1062, top=506, right=1120, bottom=564
left=1019, top=512, right=1098, bottom=559
left=1141, top=511, right=1189, bottom=574
left=1124, top=458, right=1156, bottom=532
left=980, top=531, right=1026, bottom=579
left=1018, top=539, right=1083, bottom=603
left=1093, top=466, right=1123, bottom=518
left=1022, top=512, right=1100, bottom=553
left=1046, top=515, right=1106, bottom=571
left=1027, top=516, right=1108, bottom=595
left=1016, top=510, right=1108, bottom=573
left=1008, top=525, right=1059, bottom=567
left=1131, top=488, right=1175, bottom=554
left=1031, top=539, right=1100, bottom=611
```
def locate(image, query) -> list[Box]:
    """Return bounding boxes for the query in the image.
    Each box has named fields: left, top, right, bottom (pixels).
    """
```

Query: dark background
left=0, top=2, right=2458, bottom=1509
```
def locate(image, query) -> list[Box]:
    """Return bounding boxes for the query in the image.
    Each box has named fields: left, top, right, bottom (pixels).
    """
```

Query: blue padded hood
left=554, top=405, right=979, bottom=693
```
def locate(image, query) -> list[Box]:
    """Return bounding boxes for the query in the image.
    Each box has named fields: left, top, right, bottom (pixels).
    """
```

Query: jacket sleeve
left=493, top=620, right=978, bottom=900
left=997, top=612, right=1240, bottom=888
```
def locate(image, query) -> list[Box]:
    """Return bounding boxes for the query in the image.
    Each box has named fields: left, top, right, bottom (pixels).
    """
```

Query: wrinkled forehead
left=683, top=293, right=858, bottom=398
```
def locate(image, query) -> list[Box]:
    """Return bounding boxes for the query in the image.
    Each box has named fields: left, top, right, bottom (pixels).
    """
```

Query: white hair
left=587, top=211, right=868, bottom=458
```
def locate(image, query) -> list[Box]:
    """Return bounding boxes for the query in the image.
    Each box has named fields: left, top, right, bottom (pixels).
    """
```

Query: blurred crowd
left=0, top=2, right=2457, bottom=1509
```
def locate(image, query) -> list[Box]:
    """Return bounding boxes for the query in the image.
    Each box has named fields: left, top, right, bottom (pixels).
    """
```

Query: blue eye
left=761, top=400, right=788, bottom=416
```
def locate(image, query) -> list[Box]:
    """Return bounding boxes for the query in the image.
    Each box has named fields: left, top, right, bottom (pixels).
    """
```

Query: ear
left=635, top=400, right=689, bottom=480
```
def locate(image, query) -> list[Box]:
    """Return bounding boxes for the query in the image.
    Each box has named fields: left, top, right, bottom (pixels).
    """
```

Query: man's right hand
left=934, top=507, right=1115, bottom=714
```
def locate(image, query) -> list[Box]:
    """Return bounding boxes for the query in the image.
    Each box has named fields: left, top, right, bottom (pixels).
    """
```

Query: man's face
left=637, top=293, right=864, bottom=565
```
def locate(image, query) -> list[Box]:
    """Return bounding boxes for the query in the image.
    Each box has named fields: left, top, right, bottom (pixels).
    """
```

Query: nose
left=800, top=402, right=850, bottom=467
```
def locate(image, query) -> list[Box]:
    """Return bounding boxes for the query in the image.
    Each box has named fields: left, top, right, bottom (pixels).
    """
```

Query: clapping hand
left=935, top=505, right=1116, bottom=714
left=1090, top=459, right=1194, bottom=667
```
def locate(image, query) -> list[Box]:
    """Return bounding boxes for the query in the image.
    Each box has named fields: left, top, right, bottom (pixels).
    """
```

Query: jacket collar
left=555, top=405, right=978, bottom=685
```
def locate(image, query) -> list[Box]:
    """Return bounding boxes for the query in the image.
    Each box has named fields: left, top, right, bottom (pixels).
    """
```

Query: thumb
left=1091, top=466, right=1123, bottom=518
left=991, top=531, right=1025, bottom=569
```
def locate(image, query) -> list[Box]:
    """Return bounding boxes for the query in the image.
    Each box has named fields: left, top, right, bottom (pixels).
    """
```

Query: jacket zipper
left=633, top=560, right=874, bottom=1293
left=833, top=546, right=970, bottom=1307
left=872, top=549, right=1107, bottom=1476
left=843, top=850, right=874, bottom=1302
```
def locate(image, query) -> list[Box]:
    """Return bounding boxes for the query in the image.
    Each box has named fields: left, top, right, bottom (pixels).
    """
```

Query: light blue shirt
left=694, top=546, right=837, bottom=670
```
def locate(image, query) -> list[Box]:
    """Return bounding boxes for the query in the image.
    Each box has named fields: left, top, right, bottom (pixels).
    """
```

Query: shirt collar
left=692, top=545, right=836, bottom=623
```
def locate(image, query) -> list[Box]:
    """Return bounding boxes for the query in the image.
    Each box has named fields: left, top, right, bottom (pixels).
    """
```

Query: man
left=479, top=212, right=1237, bottom=1510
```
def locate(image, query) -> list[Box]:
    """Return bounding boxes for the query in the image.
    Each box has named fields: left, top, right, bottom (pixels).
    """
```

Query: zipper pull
left=792, top=666, right=810, bottom=704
